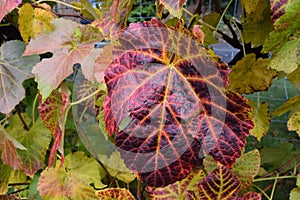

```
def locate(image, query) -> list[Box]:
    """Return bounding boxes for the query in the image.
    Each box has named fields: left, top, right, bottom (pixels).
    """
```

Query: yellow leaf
left=18, top=3, right=34, bottom=43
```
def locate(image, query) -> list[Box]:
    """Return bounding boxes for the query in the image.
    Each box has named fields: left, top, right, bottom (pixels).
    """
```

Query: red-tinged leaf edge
left=237, top=192, right=262, bottom=200
left=95, top=188, right=136, bottom=200
left=0, top=0, right=22, bottom=22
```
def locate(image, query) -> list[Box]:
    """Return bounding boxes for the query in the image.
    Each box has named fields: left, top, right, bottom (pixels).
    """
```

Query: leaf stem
left=0, top=23, right=11, bottom=27
left=230, top=18, right=246, bottom=56
left=70, top=89, right=101, bottom=106
left=269, top=173, right=279, bottom=199
left=36, top=0, right=81, bottom=10
left=16, top=106, right=29, bottom=131
left=254, top=175, right=297, bottom=182
left=32, top=93, right=39, bottom=125
left=182, top=8, right=217, bottom=31
left=137, top=179, right=142, bottom=200
left=215, top=0, right=234, bottom=31
left=252, top=184, right=271, bottom=200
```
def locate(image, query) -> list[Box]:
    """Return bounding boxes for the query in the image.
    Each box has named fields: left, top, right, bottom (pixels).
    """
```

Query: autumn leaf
left=5, top=114, right=52, bottom=176
left=146, top=169, right=205, bottom=200
left=237, top=192, right=262, bottom=200
left=229, top=54, right=277, bottom=94
left=249, top=101, right=270, bottom=141
left=38, top=86, right=71, bottom=166
left=288, top=67, right=300, bottom=91
left=158, top=0, right=187, bottom=17
left=110, top=0, right=134, bottom=23
left=290, top=174, right=300, bottom=200
left=270, top=0, right=293, bottom=23
left=0, top=0, right=21, bottom=21
left=0, top=163, right=13, bottom=194
left=287, top=111, right=300, bottom=137
left=38, top=152, right=106, bottom=200
left=104, top=19, right=253, bottom=187
left=18, top=3, right=56, bottom=43
left=23, top=18, right=104, bottom=100
left=198, top=165, right=240, bottom=199
left=272, top=95, right=300, bottom=116
left=95, top=188, right=135, bottom=200
left=0, top=40, right=39, bottom=114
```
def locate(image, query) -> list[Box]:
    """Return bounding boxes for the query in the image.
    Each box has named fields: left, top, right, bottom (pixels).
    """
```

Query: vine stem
left=35, top=0, right=81, bottom=10
left=215, top=0, right=234, bottom=31
left=182, top=8, right=217, bottom=31
left=32, top=93, right=39, bottom=125
left=16, top=106, right=29, bottom=131
left=252, top=184, right=271, bottom=200
left=270, top=173, right=279, bottom=199
left=70, top=89, right=101, bottom=106
left=230, top=18, right=246, bottom=56
left=253, top=175, right=297, bottom=182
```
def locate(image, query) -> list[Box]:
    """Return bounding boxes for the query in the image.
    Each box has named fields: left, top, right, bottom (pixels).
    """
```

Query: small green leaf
left=0, top=164, right=13, bottom=194
left=287, top=67, right=300, bottom=91
left=229, top=54, right=277, bottom=94
left=202, top=12, right=220, bottom=47
left=249, top=101, right=270, bottom=141
left=95, top=188, right=135, bottom=200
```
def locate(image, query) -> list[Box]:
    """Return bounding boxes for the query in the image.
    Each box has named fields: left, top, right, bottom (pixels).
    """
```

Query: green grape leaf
left=202, top=12, right=220, bottom=47
left=18, top=3, right=56, bottom=44
left=288, top=67, right=300, bottom=91
left=146, top=169, right=205, bottom=200
left=38, top=86, right=71, bottom=166
left=23, top=18, right=104, bottom=100
left=290, top=188, right=300, bottom=200
left=159, top=0, right=187, bottom=17
left=241, top=0, right=272, bottom=47
left=287, top=111, right=300, bottom=137
left=203, top=154, right=217, bottom=174
left=95, top=188, right=135, bottom=200
left=198, top=165, right=240, bottom=200
left=229, top=54, right=277, bottom=94
left=262, top=0, right=300, bottom=53
left=37, top=152, right=105, bottom=200
left=249, top=101, right=270, bottom=141
left=5, top=114, right=52, bottom=176
left=272, top=95, right=300, bottom=116
left=232, top=150, right=260, bottom=189
left=0, top=0, right=21, bottom=22
left=268, top=38, right=300, bottom=74
left=0, top=40, right=40, bottom=114
left=0, top=164, right=13, bottom=194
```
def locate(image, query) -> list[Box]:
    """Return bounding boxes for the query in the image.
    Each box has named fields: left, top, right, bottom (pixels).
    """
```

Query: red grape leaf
left=159, top=0, right=187, bottom=17
left=95, top=188, right=135, bottom=200
left=198, top=165, right=240, bottom=199
left=270, top=0, right=292, bottom=24
left=104, top=19, right=253, bottom=187
left=38, top=86, right=70, bottom=166
left=23, top=18, right=104, bottom=100
left=0, top=40, right=39, bottom=114
left=0, top=128, right=25, bottom=170
left=0, top=0, right=21, bottom=21
left=237, top=192, right=262, bottom=200
left=146, top=169, right=205, bottom=199
left=110, top=0, right=134, bottom=23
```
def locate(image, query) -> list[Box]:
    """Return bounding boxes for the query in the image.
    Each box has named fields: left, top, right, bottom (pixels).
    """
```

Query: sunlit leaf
left=241, top=0, right=273, bottom=47
left=95, top=188, right=135, bottom=200
left=0, top=0, right=21, bottom=21
left=146, top=169, right=205, bottom=200
left=249, top=101, right=270, bottom=141
left=272, top=95, right=300, bottom=116
left=198, top=165, right=240, bottom=199
left=229, top=54, right=277, bottom=94
left=5, top=114, right=52, bottom=176
left=104, top=19, right=254, bottom=187
left=232, top=150, right=260, bottom=189
left=290, top=188, right=300, bottom=200
left=18, top=3, right=56, bottom=44
left=0, top=40, right=39, bottom=114
left=23, top=18, right=104, bottom=99
left=38, top=152, right=105, bottom=200
left=287, top=111, right=300, bottom=137
left=38, top=86, right=70, bottom=166
left=158, top=0, right=187, bottom=17
left=269, top=39, right=300, bottom=74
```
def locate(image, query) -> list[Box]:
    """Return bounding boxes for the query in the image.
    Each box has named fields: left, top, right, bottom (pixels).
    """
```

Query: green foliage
left=0, top=0, right=299, bottom=199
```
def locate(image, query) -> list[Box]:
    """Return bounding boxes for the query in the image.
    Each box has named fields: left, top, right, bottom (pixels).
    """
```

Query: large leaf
left=18, top=3, right=56, bottom=44
left=95, top=188, right=135, bottom=200
left=198, top=165, right=240, bottom=199
left=249, top=101, right=270, bottom=141
left=5, top=114, right=52, bottom=176
left=146, top=169, right=205, bottom=200
left=240, top=0, right=273, bottom=47
left=38, top=86, right=70, bottom=166
left=158, top=0, right=187, bottom=17
left=23, top=18, right=104, bottom=100
left=38, top=152, right=105, bottom=200
left=104, top=19, right=254, bottom=187
left=229, top=54, right=277, bottom=94
left=0, top=40, right=39, bottom=114
left=0, top=0, right=21, bottom=21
